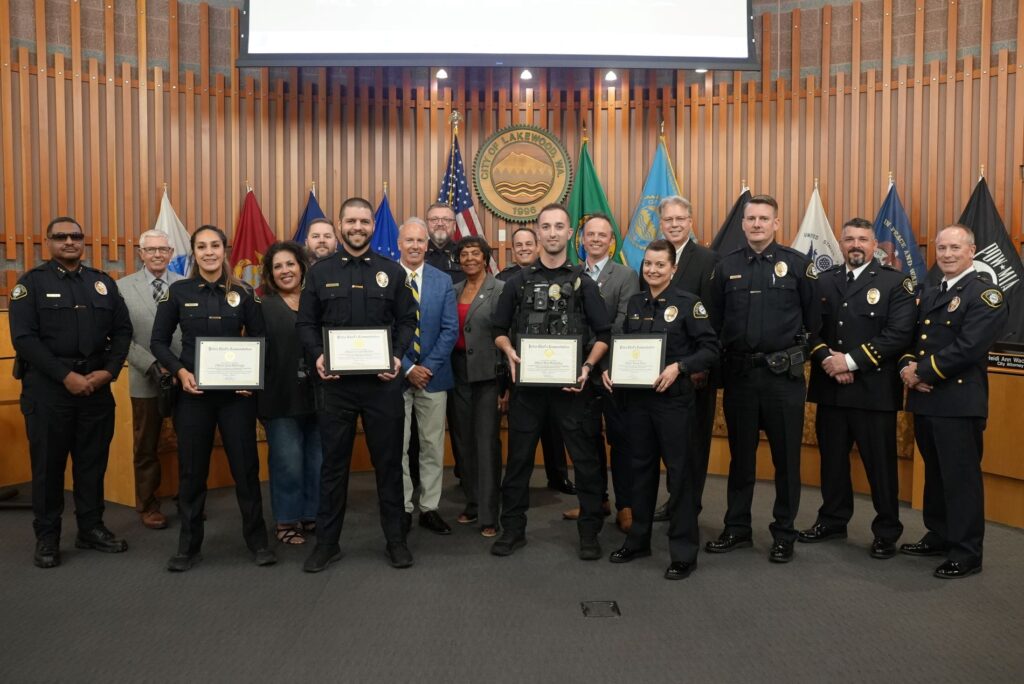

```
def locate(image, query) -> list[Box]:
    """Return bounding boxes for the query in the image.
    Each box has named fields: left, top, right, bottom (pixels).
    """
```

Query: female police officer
left=151, top=225, right=275, bottom=572
left=602, top=239, right=719, bottom=580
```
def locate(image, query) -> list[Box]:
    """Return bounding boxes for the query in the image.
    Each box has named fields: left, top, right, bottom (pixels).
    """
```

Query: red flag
left=230, top=190, right=277, bottom=289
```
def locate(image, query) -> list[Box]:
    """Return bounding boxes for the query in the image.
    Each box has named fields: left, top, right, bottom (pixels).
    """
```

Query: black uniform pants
left=914, top=414, right=985, bottom=563
left=21, top=372, right=115, bottom=542
left=541, top=416, right=570, bottom=483
left=624, top=389, right=699, bottom=563
left=317, top=377, right=405, bottom=546
left=592, top=385, right=631, bottom=509
left=814, top=404, right=903, bottom=541
left=174, top=391, right=268, bottom=555
left=722, top=364, right=805, bottom=541
left=664, top=383, right=717, bottom=513
left=501, top=385, right=604, bottom=537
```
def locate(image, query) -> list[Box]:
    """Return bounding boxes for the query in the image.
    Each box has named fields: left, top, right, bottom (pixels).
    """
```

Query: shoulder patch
left=902, top=277, right=914, bottom=295
left=158, top=289, right=169, bottom=303
left=11, top=283, right=28, bottom=300
left=805, top=262, right=818, bottom=280
left=981, top=288, right=1003, bottom=308
left=253, top=292, right=262, bottom=304
left=693, top=301, right=709, bottom=319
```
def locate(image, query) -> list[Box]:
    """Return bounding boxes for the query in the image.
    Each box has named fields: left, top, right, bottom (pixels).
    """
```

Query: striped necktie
left=408, top=271, right=421, bottom=361
left=152, top=277, right=164, bottom=302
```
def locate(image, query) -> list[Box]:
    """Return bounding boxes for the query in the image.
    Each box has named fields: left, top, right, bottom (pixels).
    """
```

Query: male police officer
left=802, top=218, right=916, bottom=558
left=706, top=194, right=821, bottom=563
left=9, top=216, right=133, bottom=568
left=297, top=197, right=419, bottom=572
left=490, top=203, right=613, bottom=559
left=424, top=202, right=465, bottom=284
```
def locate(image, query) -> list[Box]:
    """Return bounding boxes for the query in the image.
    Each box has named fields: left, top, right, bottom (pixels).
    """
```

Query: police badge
left=664, top=305, right=678, bottom=322
left=226, top=291, right=241, bottom=307
left=548, top=284, right=561, bottom=300
left=947, top=296, right=960, bottom=313
left=94, top=281, right=108, bottom=296
left=774, top=261, right=788, bottom=278
left=376, top=271, right=389, bottom=287
left=866, top=288, right=880, bottom=305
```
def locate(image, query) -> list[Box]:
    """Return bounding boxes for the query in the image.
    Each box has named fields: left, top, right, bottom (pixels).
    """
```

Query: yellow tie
left=409, top=271, right=421, bottom=361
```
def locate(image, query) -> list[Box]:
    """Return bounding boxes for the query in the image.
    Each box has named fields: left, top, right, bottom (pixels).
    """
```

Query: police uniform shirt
left=710, top=241, right=822, bottom=353
left=10, top=259, right=132, bottom=383
left=495, top=264, right=522, bottom=283
left=150, top=277, right=264, bottom=374
left=296, top=247, right=418, bottom=362
left=491, top=261, right=613, bottom=345
left=623, top=287, right=720, bottom=375
left=426, top=242, right=465, bottom=284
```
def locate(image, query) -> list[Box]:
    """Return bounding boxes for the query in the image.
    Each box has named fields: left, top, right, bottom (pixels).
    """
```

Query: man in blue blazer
left=398, top=218, right=459, bottom=535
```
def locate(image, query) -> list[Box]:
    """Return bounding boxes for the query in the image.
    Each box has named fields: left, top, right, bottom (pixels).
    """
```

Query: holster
left=157, top=373, right=179, bottom=418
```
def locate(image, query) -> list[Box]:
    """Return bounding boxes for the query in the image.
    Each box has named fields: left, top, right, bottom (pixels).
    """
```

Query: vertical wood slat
left=977, top=0, right=992, bottom=184
left=70, top=0, right=87, bottom=251
left=34, top=0, right=49, bottom=259
left=910, top=1, right=925, bottom=234
left=895, top=64, right=908, bottom=193
left=926, top=61, right=941, bottom=251
left=880, top=0, right=893, bottom=211
left=136, top=0, right=150, bottom=232
left=775, top=79, right=786, bottom=239
left=215, top=73, right=226, bottom=233
left=245, top=76, right=255, bottom=211
left=229, top=8, right=240, bottom=232
left=260, top=68, right=270, bottom=221
left=0, top=0, right=14, bottom=258
left=274, top=78, right=285, bottom=239
left=87, top=59, right=101, bottom=267
left=944, top=0, right=959, bottom=223
left=790, top=10, right=802, bottom=229
left=849, top=1, right=862, bottom=221
left=168, top=0, right=180, bottom=211
left=834, top=72, right=846, bottom=227
left=104, top=2, right=118, bottom=263
left=993, top=50, right=1008, bottom=212
left=199, top=4, right=211, bottom=226
left=819, top=5, right=832, bottom=216
left=183, top=70, right=196, bottom=231
left=961, top=56, right=975, bottom=204
left=17, top=48, right=32, bottom=268
left=122, top=63, right=137, bottom=257
left=1012, top=7, right=1024, bottom=243
left=865, top=69, right=876, bottom=214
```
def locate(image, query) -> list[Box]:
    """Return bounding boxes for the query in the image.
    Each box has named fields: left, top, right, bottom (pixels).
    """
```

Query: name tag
left=184, top=302, right=199, bottom=308
left=729, top=274, right=743, bottom=280
left=45, top=293, right=61, bottom=298
left=325, top=282, right=340, bottom=288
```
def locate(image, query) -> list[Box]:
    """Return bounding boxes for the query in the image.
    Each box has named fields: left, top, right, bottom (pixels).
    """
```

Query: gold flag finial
left=162, top=181, right=168, bottom=193
left=741, top=178, right=748, bottom=191
left=245, top=179, right=252, bottom=192
left=814, top=177, right=819, bottom=190
left=887, top=170, right=894, bottom=185
left=979, top=164, right=985, bottom=179
left=383, top=180, right=389, bottom=194
left=659, top=120, right=665, bottom=136
left=581, top=118, right=589, bottom=143
left=449, top=110, right=463, bottom=136
left=311, top=180, right=316, bottom=195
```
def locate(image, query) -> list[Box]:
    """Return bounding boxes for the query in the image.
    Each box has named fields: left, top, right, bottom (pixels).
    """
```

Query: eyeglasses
left=141, top=246, right=173, bottom=255
left=49, top=232, right=85, bottom=242
left=427, top=217, right=455, bottom=225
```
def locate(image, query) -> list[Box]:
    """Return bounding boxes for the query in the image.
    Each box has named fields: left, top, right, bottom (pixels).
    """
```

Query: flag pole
left=446, top=110, right=462, bottom=206
left=311, top=180, right=316, bottom=197
left=741, top=178, right=748, bottom=192
left=979, top=164, right=985, bottom=181
left=383, top=180, right=389, bottom=196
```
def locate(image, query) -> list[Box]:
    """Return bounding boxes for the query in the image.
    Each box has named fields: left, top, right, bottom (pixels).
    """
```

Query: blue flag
left=873, top=183, right=925, bottom=290
left=292, top=190, right=326, bottom=244
left=371, top=190, right=400, bottom=261
left=621, top=138, right=681, bottom=271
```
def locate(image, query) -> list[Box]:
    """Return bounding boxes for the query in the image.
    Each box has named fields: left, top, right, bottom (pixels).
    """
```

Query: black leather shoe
left=386, top=542, right=414, bottom=569
left=490, top=532, right=527, bottom=556
left=664, top=561, right=696, bottom=580
left=797, top=523, right=848, bottom=544
left=578, top=536, right=602, bottom=561
left=402, top=512, right=412, bottom=536
left=870, top=538, right=896, bottom=559
left=652, top=501, right=671, bottom=522
left=609, top=546, right=652, bottom=564
left=899, top=540, right=945, bottom=557
left=419, top=510, right=452, bottom=535
left=303, top=545, right=341, bottom=573
left=75, top=525, right=128, bottom=553
left=253, top=548, right=277, bottom=566
left=166, top=553, right=202, bottom=572
left=547, top=478, right=576, bottom=495
left=704, top=532, right=753, bottom=554
left=769, top=539, right=795, bottom=563
left=34, top=540, right=60, bottom=569
left=934, top=559, right=982, bottom=579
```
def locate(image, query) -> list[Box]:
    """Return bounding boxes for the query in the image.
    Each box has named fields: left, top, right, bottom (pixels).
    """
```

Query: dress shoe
left=704, top=532, right=753, bottom=554
left=653, top=501, right=671, bottom=522
left=899, top=540, right=945, bottom=557
left=609, top=546, right=652, bottom=564
left=562, top=501, right=612, bottom=520
left=166, top=553, right=202, bottom=572
left=34, top=540, right=60, bottom=569
left=386, top=542, right=414, bottom=569
left=797, top=523, right=847, bottom=544
left=402, top=512, right=412, bottom=536
left=664, top=561, right=696, bottom=580
left=547, top=478, right=576, bottom=495
left=303, top=545, right=342, bottom=573
left=934, top=559, right=982, bottom=579
left=141, top=510, right=168, bottom=530
left=490, top=531, right=527, bottom=556
left=456, top=510, right=478, bottom=524
left=578, top=536, right=602, bottom=561
left=769, top=539, right=795, bottom=563
left=75, top=525, right=128, bottom=553
left=870, top=538, right=897, bottom=559
left=616, top=508, right=633, bottom=533
left=253, top=548, right=277, bottom=566
left=418, top=510, right=452, bottom=535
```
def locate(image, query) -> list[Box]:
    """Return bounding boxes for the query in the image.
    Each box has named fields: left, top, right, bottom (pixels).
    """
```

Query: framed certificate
left=609, top=334, right=667, bottom=388
left=517, top=335, right=582, bottom=387
left=195, top=337, right=265, bottom=389
left=324, top=326, right=394, bottom=375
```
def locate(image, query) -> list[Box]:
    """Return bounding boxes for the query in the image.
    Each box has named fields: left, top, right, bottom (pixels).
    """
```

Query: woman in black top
left=150, top=225, right=274, bottom=572
left=258, top=241, right=321, bottom=545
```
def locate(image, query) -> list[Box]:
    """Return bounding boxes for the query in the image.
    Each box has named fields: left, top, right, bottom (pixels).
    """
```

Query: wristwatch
left=582, top=362, right=594, bottom=372
left=676, top=361, right=687, bottom=374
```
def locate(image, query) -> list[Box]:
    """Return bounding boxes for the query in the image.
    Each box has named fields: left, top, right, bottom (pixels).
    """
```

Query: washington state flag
left=567, top=139, right=622, bottom=264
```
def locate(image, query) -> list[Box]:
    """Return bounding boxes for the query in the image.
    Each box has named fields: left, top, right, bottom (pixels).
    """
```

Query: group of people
left=9, top=191, right=1006, bottom=581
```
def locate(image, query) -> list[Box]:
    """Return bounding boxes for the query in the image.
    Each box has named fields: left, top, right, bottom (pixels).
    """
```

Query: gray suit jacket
left=453, top=275, right=505, bottom=383
left=121, top=269, right=182, bottom=398
left=590, top=260, right=640, bottom=334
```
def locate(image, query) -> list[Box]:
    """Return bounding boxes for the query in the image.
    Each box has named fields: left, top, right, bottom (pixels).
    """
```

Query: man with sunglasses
left=9, top=217, right=133, bottom=568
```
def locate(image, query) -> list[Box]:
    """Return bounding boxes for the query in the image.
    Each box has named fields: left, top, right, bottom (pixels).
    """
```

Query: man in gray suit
left=563, top=214, right=640, bottom=531
left=121, top=229, right=183, bottom=529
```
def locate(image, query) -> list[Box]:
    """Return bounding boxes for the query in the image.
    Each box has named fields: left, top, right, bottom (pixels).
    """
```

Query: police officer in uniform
left=800, top=218, right=916, bottom=558
left=151, top=225, right=275, bottom=571
left=898, top=224, right=1007, bottom=579
left=490, top=203, right=612, bottom=559
left=10, top=216, right=133, bottom=568
left=603, top=240, right=719, bottom=580
left=424, top=202, right=465, bottom=284
left=297, top=197, right=418, bottom=572
left=706, top=194, right=821, bottom=563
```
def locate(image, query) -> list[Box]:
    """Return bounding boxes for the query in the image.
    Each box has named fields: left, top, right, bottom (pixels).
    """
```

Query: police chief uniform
left=9, top=259, right=132, bottom=562
left=296, top=247, right=418, bottom=567
left=426, top=241, right=466, bottom=284
left=898, top=271, right=1006, bottom=577
left=611, top=287, right=719, bottom=578
left=804, top=260, right=917, bottom=554
left=491, top=261, right=612, bottom=555
left=707, top=241, right=821, bottom=560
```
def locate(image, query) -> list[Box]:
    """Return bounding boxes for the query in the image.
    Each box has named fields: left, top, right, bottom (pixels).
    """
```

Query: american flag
left=437, top=133, right=497, bottom=271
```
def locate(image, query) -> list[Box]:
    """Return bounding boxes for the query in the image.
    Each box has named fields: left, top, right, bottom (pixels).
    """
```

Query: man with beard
left=304, top=217, right=338, bottom=262
left=801, top=218, right=916, bottom=558
left=424, top=202, right=465, bottom=284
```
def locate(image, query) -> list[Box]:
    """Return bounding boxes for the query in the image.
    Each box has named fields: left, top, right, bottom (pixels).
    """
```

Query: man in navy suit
left=398, top=218, right=459, bottom=535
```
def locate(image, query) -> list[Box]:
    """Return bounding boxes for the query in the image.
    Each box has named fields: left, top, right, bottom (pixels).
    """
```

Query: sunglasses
left=49, top=232, right=86, bottom=242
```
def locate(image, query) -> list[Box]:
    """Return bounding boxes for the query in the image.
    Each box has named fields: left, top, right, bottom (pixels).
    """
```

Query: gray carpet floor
left=1, top=470, right=1022, bottom=683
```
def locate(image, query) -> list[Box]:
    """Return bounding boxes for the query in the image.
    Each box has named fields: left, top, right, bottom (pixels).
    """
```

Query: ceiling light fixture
left=604, top=70, right=617, bottom=82
left=436, top=68, right=449, bottom=79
